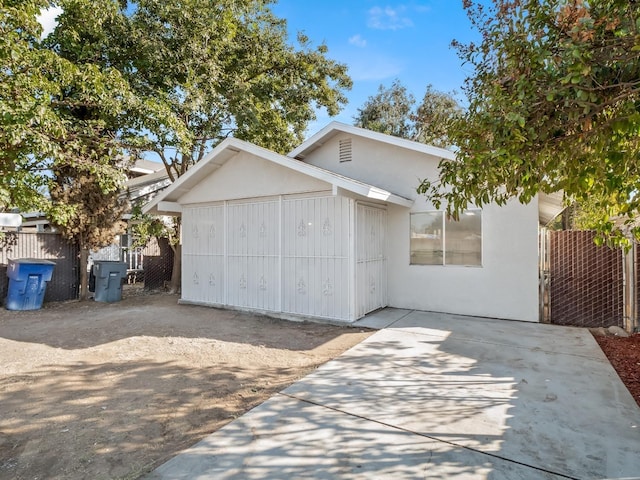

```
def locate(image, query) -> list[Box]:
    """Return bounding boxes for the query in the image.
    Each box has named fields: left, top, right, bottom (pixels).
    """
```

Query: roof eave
left=143, top=136, right=415, bottom=214
left=289, top=121, right=457, bottom=161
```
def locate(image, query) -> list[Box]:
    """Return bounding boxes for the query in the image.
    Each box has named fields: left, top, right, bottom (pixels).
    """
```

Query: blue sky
left=38, top=1, right=479, bottom=138
left=271, top=0, right=479, bottom=135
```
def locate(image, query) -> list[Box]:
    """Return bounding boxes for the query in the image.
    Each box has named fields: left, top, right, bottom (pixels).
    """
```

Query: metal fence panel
left=549, top=230, right=624, bottom=328
left=142, top=236, right=174, bottom=290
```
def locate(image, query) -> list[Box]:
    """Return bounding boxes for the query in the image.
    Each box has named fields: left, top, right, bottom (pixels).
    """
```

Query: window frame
left=409, top=209, right=483, bottom=267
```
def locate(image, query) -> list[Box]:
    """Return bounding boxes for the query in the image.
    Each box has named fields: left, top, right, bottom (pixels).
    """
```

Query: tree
left=48, top=158, right=128, bottom=301
left=354, top=79, right=415, bottom=139
left=354, top=80, right=462, bottom=149
left=38, top=0, right=158, bottom=300
left=413, top=85, right=463, bottom=148
left=1, top=0, right=65, bottom=212
left=420, top=0, right=640, bottom=247
left=115, top=0, right=352, bottom=292
left=1, top=1, right=149, bottom=298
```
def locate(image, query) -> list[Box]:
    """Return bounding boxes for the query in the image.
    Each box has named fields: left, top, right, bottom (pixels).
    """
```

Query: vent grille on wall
left=339, top=138, right=352, bottom=162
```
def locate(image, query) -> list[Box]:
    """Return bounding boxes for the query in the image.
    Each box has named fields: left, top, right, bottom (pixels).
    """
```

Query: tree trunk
left=169, top=243, right=181, bottom=294
left=168, top=218, right=181, bottom=294
left=561, top=203, right=575, bottom=230
left=79, top=247, right=90, bottom=301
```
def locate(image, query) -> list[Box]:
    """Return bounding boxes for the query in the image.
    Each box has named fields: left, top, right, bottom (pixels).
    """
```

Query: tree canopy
left=2, top=0, right=352, bottom=294
left=0, top=0, right=131, bottom=212
left=3, top=0, right=351, bottom=209
left=354, top=80, right=461, bottom=149
left=108, top=0, right=352, bottom=180
left=354, top=80, right=415, bottom=140
left=420, top=0, right=640, bottom=246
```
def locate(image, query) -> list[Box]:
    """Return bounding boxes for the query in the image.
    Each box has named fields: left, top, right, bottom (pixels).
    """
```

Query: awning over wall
left=538, top=192, right=566, bottom=226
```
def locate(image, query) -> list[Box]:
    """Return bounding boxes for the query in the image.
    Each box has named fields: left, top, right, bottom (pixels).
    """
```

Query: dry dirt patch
left=0, top=291, right=372, bottom=480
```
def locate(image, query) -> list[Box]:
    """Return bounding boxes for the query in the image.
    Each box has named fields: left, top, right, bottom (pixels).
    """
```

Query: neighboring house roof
left=126, top=169, right=171, bottom=202
left=288, top=121, right=457, bottom=161
left=129, top=158, right=166, bottom=177
left=0, top=213, right=22, bottom=228
left=15, top=161, right=171, bottom=231
left=143, top=137, right=414, bottom=216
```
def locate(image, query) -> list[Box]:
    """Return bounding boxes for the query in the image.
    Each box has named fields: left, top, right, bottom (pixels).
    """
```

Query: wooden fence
left=1, top=233, right=174, bottom=307
left=0, top=232, right=79, bottom=303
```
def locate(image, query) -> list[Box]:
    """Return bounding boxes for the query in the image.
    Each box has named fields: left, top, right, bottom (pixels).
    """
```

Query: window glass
left=410, top=212, right=443, bottom=265
left=410, top=210, right=482, bottom=266
left=445, top=211, right=482, bottom=266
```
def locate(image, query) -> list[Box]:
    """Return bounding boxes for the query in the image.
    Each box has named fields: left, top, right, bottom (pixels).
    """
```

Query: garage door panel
left=183, top=205, right=224, bottom=255
left=283, top=197, right=349, bottom=259
left=227, top=201, right=279, bottom=257
left=182, top=254, right=224, bottom=304
left=227, top=256, right=278, bottom=311
left=282, top=257, right=349, bottom=320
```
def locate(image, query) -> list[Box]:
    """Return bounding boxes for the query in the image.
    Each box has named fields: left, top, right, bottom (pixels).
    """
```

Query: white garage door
left=356, top=203, right=387, bottom=318
left=281, top=196, right=350, bottom=320
left=182, top=195, right=352, bottom=321
left=226, top=199, right=280, bottom=311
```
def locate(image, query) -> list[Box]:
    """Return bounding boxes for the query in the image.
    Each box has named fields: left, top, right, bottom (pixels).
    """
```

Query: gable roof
left=143, top=137, right=413, bottom=215
left=289, top=122, right=567, bottom=225
left=288, top=121, right=457, bottom=161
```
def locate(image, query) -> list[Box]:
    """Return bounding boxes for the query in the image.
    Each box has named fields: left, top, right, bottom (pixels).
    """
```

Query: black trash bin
left=5, top=258, right=56, bottom=310
left=93, top=261, right=127, bottom=303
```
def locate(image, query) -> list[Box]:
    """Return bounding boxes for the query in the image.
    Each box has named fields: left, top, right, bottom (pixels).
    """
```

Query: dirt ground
left=0, top=289, right=372, bottom=480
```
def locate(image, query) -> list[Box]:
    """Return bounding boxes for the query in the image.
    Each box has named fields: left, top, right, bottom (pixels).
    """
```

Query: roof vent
left=339, top=138, right=352, bottom=162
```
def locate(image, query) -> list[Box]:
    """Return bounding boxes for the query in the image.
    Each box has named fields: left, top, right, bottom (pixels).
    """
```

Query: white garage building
left=145, top=123, right=554, bottom=323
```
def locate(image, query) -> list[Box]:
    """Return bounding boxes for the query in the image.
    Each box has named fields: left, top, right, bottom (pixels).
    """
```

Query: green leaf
left=426, top=0, right=640, bottom=242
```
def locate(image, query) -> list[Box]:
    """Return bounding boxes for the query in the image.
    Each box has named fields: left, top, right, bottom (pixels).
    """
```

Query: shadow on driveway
left=147, top=310, right=640, bottom=479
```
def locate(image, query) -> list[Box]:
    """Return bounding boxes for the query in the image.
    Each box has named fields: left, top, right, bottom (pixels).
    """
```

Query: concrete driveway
left=146, top=310, right=640, bottom=479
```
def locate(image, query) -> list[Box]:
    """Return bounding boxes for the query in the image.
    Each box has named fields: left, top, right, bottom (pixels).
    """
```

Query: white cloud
left=348, top=34, right=367, bottom=48
left=367, top=5, right=413, bottom=31
left=36, top=5, right=63, bottom=38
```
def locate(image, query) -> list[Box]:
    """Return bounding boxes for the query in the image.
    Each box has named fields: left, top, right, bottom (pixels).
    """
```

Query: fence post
left=623, top=243, right=638, bottom=333
left=539, top=227, right=550, bottom=323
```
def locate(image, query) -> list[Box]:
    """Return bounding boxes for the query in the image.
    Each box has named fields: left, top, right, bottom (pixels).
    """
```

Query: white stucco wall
left=300, top=133, right=540, bottom=322
left=298, top=133, right=442, bottom=199
left=387, top=198, right=540, bottom=322
left=179, top=151, right=331, bottom=205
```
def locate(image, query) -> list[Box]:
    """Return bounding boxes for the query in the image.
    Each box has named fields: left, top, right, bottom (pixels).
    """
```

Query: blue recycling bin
left=93, top=260, right=127, bottom=303
left=5, top=258, right=56, bottom=310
